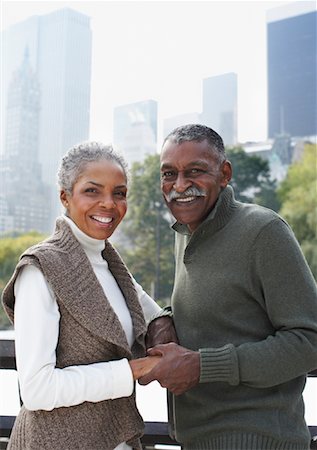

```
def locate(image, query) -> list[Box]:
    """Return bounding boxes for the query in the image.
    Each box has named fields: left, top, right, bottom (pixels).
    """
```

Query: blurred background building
left=201, top=72, right=238, bottom=147
left=1, top=8, right=92, bottom=232
left=113, top=99, right=158, bottom=167
left=0, top=49, right=50, bottom=234
left=267, top=2, right=317, bottom=139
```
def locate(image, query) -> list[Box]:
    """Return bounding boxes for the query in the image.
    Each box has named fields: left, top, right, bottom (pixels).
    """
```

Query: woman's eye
left=85, top=188, right=97, bottom=193
left=114, top=191, right=127, bottom=197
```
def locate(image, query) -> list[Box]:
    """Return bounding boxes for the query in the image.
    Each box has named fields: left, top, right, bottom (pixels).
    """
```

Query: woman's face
left=60, top=159, right=127, bottom=240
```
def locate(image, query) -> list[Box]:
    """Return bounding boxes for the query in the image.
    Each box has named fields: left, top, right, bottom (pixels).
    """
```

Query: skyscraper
left=113, top=100, right=158, bottom=167
left=2, top=8, right=92, bottom=228
left=201, top=73, right=238, bottom=147
left=267, top=3, right=317, bottom=139
left=0, top=49, right=50, bottom=234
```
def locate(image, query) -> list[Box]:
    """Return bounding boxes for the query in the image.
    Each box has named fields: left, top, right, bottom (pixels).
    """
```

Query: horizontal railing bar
left=1, top=339, right=317, bottom=375
left=0, top=338, right=316, bottom=449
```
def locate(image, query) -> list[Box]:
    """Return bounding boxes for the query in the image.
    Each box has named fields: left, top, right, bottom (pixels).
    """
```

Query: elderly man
left=140, top=124, right=317, bottom=450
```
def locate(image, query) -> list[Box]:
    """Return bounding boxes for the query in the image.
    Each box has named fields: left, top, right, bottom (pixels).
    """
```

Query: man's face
left=160, top=139, right=232, bottom=232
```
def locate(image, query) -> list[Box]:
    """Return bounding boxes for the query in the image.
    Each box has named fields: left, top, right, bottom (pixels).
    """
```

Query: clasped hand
left=138, top=342, right=200, bottom=395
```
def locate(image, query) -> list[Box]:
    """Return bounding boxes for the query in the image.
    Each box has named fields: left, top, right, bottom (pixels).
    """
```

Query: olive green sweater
left=171, top=186, right=317, bottom=450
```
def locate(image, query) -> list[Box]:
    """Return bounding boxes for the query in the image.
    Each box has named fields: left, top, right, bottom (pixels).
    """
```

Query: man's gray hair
left=163, top=124, right=226, bottom=162
left=57, top=141, right=128, bottom=194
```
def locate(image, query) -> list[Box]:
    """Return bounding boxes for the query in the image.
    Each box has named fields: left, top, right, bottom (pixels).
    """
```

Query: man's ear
left=220, top=160, right=232, bottom=188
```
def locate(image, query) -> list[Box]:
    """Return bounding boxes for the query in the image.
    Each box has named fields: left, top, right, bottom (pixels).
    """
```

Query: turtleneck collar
left=62, top=215, right=105, bottom=258
left=172, top=185, right=238, bottom=236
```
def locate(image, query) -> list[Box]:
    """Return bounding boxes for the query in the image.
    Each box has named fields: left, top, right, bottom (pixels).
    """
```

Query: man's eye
left=161, top=171, right=175, bottom=179
left=85, top=188, right=97, bottom=193
left=188, top=168, right=205, bottom=176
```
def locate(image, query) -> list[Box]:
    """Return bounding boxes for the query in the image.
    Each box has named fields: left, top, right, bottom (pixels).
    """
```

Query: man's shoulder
left=238, top=201, right=282, bottom=225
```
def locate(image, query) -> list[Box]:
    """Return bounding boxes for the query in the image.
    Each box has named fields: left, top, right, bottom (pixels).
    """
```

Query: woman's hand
left=129, top=356, right=161, bottom=380
left=138, top=343, right=200, bottom=395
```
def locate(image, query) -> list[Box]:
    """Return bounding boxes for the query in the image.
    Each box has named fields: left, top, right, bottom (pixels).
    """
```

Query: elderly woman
left=2, top=142, right=164, bottom=450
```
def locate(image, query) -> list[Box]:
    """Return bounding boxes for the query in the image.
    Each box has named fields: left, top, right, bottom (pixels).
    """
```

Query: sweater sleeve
left=14, top=265, right=134, bottom=411
left=236, top=218, right=317, bottom=388
left=132, top=278, right=162, bottom=323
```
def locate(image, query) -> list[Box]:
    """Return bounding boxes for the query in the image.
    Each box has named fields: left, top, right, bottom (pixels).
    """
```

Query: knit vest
left=2, top=218, right=147, bottom=450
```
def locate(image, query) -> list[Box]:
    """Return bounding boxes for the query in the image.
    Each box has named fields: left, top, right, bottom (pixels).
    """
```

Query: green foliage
left=118, top=154, right=175, bottom=303
left=277, top=144, right=317, bottom=278
left=227, top=147, right=280, bottom=210
left=0, top=231, right=46, bottom=329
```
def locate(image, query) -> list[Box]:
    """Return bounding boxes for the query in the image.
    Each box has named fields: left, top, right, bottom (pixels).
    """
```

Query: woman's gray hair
left=57, top=141, right=128, bottom=194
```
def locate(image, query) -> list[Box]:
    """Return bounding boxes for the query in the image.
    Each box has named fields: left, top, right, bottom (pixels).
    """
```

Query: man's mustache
left=165, top=187, right=207, bottom=202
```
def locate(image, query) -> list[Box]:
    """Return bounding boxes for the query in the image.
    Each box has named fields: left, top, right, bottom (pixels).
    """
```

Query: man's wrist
left=148, top=306, right=173, bottom=325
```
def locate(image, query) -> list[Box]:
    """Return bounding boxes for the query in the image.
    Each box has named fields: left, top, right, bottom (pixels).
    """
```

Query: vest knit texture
left=2, top=218, right=147, bottom=450
left=170, top=186, right=317, bottom=450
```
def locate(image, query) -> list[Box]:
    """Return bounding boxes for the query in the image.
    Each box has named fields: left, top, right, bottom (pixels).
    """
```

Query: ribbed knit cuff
left=147, top=306, right=173, bottom=325
left=199, top=344, right=239, bottom=386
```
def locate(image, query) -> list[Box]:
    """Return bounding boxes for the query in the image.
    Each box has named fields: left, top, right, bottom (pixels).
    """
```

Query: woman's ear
left=220, top=160, right=232, bottom=188
left=60, top=190, right=69, bottom=208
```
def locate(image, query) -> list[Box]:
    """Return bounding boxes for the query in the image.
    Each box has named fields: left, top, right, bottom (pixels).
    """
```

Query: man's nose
left=173, top=172, right=192, bottom=192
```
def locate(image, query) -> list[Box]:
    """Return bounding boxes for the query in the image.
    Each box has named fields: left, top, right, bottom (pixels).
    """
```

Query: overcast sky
left=1, top=0, right=315, bottom=145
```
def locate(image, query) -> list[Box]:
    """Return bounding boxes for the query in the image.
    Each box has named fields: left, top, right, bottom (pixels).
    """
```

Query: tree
left=227, top=147, right=280, bottom=210
left=277, top=144, right=317, bottom=279
left=117, top=154, right=175, bottom=304
left=0, top=231, right=46, bottom=329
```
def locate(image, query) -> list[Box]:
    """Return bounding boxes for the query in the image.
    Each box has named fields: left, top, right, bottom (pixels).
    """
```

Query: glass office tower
left=267, top=4, right=317, bottom=138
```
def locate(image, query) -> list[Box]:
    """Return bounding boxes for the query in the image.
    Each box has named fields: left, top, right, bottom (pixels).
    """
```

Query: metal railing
left=1, top=339, right=316, bottom=450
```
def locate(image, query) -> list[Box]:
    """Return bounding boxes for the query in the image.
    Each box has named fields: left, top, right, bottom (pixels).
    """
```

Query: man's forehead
left=160, top=140, right=215, bottom=166
left=160, top=159, right=209, bottom=169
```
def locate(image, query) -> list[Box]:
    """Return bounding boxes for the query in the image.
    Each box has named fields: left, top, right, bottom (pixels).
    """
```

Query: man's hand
left=138, top=342, right=200, bottom=395
left=146, top=316, right=179, bottom=349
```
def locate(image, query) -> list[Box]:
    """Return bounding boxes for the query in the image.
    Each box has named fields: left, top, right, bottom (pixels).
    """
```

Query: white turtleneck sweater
left=14, top=216, right=161, bottom=450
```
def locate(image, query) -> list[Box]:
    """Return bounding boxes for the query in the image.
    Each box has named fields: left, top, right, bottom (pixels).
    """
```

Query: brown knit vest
left=2, top=218, right=147, bottom=450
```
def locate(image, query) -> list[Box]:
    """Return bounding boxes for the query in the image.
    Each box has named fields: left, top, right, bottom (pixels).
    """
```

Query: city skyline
left=3, top=0, right=316, bottom=146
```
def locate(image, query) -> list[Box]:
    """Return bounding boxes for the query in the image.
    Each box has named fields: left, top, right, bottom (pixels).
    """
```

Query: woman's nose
left=99, top=196, right=115, bottom=209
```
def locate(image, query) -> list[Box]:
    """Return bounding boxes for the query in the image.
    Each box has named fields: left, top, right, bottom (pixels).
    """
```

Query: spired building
left=113, top=100, right=158, bottom=167
left=201, top=72, right=238, bottom=147
left=267, top=3, right=317, bottom=139
left=1, top=8, right=92, bottom=229
left=0, top=50, right=50, bottom=234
